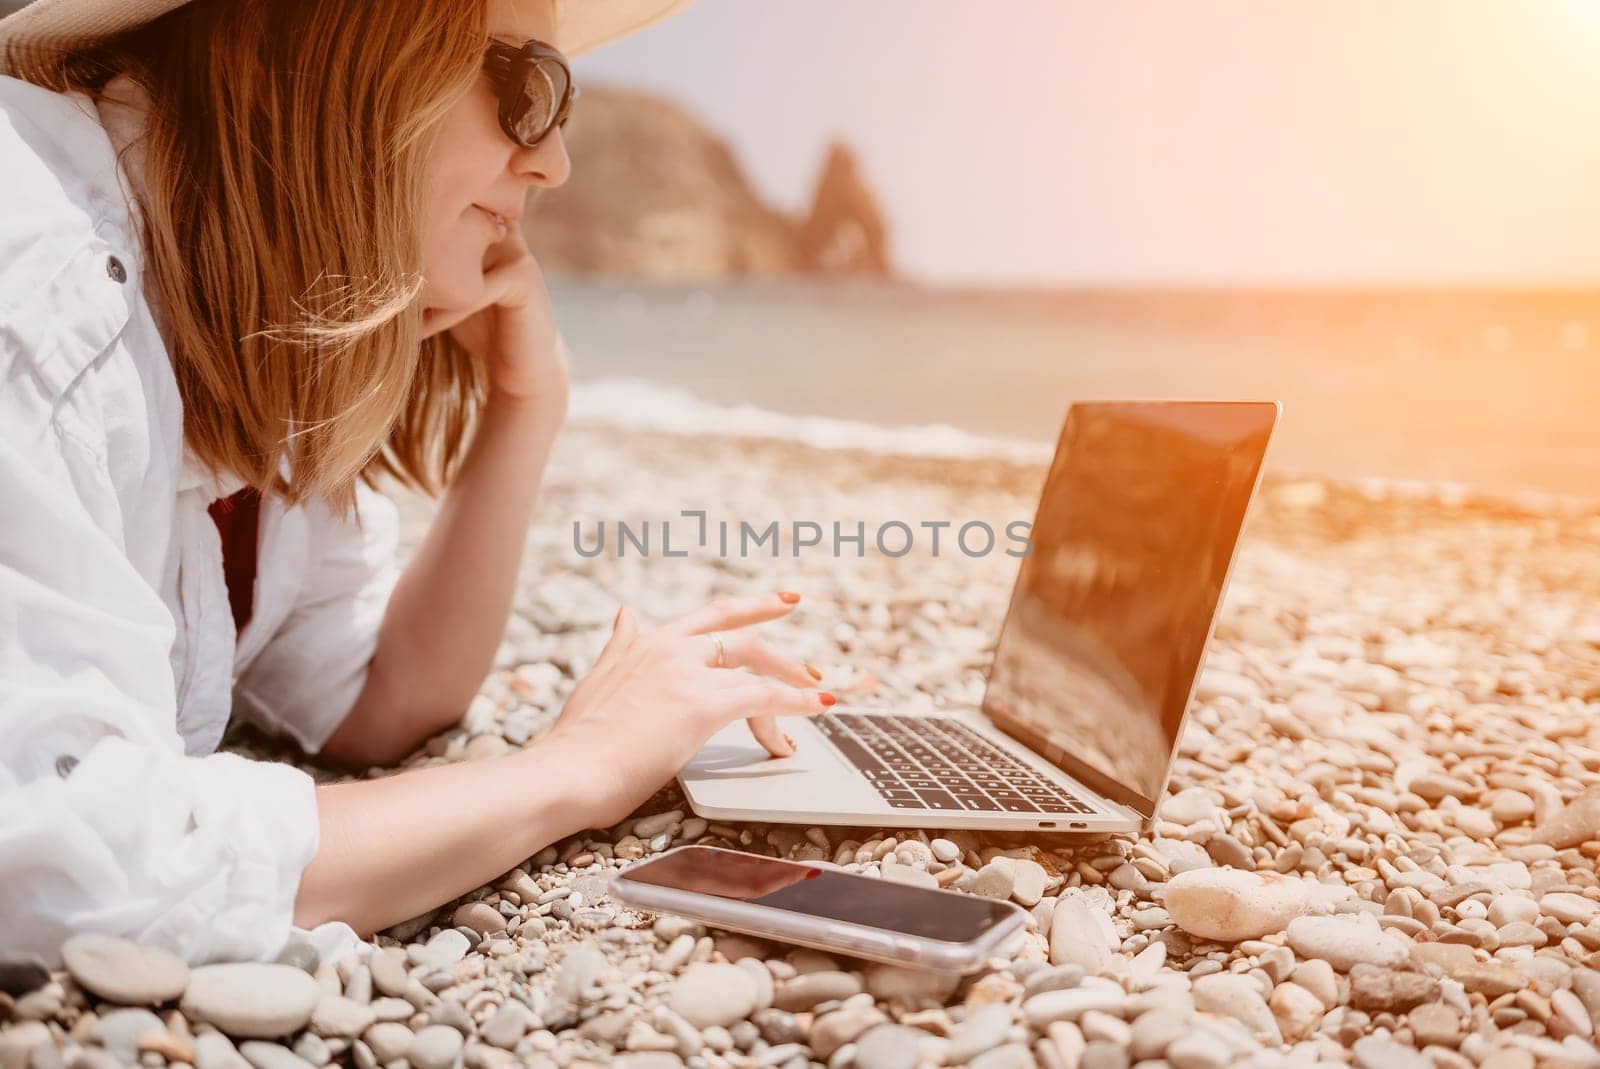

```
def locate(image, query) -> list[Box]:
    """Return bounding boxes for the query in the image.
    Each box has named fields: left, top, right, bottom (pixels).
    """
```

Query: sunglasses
left=481, top=37, right=578, bottom=149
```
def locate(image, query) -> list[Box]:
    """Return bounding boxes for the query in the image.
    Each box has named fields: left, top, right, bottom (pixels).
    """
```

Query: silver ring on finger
left=708, top=631, right=726, bottom=668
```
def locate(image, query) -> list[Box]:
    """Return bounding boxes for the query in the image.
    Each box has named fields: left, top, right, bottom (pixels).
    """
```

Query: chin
left=425, top=267, right=488, bottom=313
left=421, top=230, right=493, bottom=305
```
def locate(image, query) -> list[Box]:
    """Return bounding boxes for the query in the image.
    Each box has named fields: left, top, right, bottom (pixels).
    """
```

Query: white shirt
left=0, top=74, right=400, bottom=966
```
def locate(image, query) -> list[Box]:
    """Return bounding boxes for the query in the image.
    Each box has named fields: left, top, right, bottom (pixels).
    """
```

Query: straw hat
left=0, top=0, right=693, bottom=74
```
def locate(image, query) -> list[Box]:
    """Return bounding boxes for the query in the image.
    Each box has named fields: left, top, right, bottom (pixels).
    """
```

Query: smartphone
left=609, top=844, right=1029, bottom=973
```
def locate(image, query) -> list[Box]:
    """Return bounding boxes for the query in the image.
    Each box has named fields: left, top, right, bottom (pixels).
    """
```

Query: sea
left=549, top=278, right=1599, bottom=504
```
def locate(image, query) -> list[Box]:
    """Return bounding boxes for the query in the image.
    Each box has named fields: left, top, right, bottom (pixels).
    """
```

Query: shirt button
left=55, top=754, right=79, bottom=778
left=106, top=255, right=127, bottom=283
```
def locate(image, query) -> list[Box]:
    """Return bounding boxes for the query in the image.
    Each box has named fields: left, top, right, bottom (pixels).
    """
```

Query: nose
left=511, top=126, right=571, bottom=188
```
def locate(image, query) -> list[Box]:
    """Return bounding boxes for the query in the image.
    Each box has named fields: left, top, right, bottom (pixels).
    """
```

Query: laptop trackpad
left=679, top=716, right=885, bottom=815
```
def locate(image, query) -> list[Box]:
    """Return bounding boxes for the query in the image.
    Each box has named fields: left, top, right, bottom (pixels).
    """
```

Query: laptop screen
left=982, top=401, right=1278, bottom=816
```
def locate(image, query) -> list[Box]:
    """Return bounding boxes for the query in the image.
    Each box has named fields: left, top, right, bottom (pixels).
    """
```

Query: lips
left=472, top=203, right=511, bottom=238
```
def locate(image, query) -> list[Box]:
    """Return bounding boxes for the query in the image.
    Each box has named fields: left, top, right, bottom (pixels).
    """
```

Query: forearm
left=293, top=737, right=593, bottom=934
left=341, top=386, right=566, bottom=759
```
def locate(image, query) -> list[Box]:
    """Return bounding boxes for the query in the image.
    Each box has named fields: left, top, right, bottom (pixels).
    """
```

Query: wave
left=569, top=377, right=1596, bottom=515
left=569, top=377, right=1054, bottom=465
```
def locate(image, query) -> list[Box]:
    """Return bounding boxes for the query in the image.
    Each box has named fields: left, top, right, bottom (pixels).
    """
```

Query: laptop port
left=1039, top=821, right=1056, bottom=828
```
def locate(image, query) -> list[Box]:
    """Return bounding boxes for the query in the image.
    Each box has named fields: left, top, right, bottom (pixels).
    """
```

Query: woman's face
left=419, top=0, right=571, bottom=318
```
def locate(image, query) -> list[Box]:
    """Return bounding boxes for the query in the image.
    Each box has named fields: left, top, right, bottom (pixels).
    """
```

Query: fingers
left=673, top=627, right=825, bottom=760
left=592, top=604, right=638, bottom=673
left=700, top=631, right=818, bottom=689
left=421, top=304, right=473, bottom=337
left=482, top=225, right=534, bottom=271
left=594, top=595, right=830, bottom=762
left=615, top=604, right=638, bottom=644
left=658, top=592, right=805, bottom=639
left=419, top=242, right=541, bottom=337
left=424, top=254, right=523, bottom=330
left=744, top=715, right=794, bottom=759
left=836, top=670, right=879, bottom=694
left=479, top=233, right=550, bottom=313
left=711, top=681, right=837, bottom=727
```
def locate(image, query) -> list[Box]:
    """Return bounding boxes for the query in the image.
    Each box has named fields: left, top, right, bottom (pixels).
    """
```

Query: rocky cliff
left=523, top=85, right=891, bottom=281
left=797, top=142, right=892, bottom=277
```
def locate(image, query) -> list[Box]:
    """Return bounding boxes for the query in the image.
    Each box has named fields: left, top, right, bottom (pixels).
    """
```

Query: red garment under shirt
left=207, top=487, right=261, bottom=632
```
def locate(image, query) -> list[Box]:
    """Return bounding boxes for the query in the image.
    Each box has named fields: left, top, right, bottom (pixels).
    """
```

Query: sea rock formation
left=524, top=86, right=890, bottom=280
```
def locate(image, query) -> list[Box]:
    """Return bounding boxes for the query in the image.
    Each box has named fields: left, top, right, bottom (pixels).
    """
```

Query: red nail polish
left=804, top=662, right=823, bottom=681
left=818, top=692, right=837, bottom=707
left=777, top=591, right=801, bottom=604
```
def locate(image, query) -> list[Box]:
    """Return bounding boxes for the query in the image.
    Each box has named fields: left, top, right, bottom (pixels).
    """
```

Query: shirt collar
left=96, top=80, right=252, bottom=509
left=90, top=73, right=153, bottom=238
left=178, top=447, right=248, bottom=502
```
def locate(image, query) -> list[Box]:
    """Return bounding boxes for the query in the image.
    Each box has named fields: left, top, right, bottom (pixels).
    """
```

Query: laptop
left=679, top=400, right=1281, bottom=833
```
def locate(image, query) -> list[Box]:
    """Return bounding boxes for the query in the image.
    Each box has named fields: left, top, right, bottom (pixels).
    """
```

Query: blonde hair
left=12, top=0, right=492, bottom=510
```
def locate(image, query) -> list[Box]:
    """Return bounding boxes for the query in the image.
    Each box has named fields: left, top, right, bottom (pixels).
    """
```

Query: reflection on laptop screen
left=983, top=401, right=1277, bottom=813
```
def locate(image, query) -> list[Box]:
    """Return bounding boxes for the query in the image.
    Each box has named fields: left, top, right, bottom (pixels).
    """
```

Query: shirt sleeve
left=0, top=410, right=322, bottom=968
left=0, top=76, right=328, bottom=967
left=232, top=481, right=402, bottom=755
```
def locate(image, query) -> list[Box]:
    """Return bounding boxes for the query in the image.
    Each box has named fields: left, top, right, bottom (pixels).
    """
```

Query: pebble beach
left=4, top=420, right=1600, bottom=1069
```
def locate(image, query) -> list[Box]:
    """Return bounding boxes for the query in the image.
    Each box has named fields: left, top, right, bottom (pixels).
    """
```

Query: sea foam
left=569, top=377, right=1053, bottom=465
left=569, top=377, right=1596, bottom=515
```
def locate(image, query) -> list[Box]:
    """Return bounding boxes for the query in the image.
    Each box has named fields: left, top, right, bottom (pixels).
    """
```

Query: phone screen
left=619, top=847, right=1017, bottom=943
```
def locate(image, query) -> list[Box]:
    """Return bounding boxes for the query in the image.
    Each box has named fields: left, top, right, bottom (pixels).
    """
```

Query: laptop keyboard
left=814, top=713, right=1097, bottom=814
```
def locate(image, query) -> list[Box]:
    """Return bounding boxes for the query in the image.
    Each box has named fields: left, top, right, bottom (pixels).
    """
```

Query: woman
left=0, top=0, right=834, bottom=966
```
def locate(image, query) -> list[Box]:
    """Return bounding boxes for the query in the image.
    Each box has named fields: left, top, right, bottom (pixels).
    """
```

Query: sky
left=575, top=1, right=1600, bottom=288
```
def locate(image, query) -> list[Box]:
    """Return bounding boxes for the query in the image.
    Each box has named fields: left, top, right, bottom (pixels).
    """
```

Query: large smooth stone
left=1022, top=984, right=1127, bottom=1028
left=1049, top=892, right=1118, bottom=973
left=408, top=1024, right=464, bottom=1069
left=180, top=963, right=321, bottom=1038
left=667, top=962, right=758, bottom=1028
left=1348, top=968, right=1439, bottom=1013
left=1011, top=860, right=1050, bottom=906
left=810, top=1004, right=887, bottom=1059
left=1268, top=981, right=1325, bottom=1043
left=773, top=970, right=862, bottom=1012
left=1286, top=915, right=1409, bottom=972
left=945, top=1003, right=1012, bottom=1063
left=966, top=858, right=1017, bottom=900
left=1192, top=972, right=1281, bottom=1044
left=1543, top=892, right=1600, bottom=925
left=309, top=995, right=376, bottom=1039
left=1160, top=787, right=1226, bottom=826
left=61, top=933, right=189, bottom=1005
left=854, top=1024, right=929, bottom=1069
left=1163, top=868, right=1315, bottom=942
left=863, top=963, right=959, bottom=1006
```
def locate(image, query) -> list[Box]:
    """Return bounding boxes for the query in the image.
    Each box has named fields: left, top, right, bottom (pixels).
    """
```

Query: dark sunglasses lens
left=509, top=57, right=569, bottom=145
